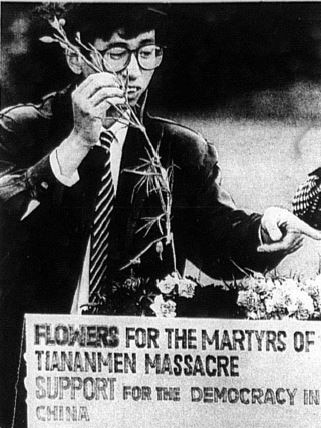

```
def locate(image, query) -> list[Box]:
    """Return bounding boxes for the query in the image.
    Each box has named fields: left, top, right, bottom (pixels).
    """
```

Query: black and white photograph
left=2, top=2, right=321, bottom=427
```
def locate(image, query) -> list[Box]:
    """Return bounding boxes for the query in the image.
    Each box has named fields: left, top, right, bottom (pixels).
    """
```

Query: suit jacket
left=0, top=85, right=281, bottom=426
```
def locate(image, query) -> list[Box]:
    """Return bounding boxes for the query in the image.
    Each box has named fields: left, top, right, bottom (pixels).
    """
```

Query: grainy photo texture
left=2, top=2, right=321, bottom=427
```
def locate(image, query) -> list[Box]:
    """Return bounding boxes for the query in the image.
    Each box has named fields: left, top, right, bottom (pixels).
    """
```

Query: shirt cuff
left=50, top=148, right=79, bottom=187
left=258, top=225, right=263, bottom=246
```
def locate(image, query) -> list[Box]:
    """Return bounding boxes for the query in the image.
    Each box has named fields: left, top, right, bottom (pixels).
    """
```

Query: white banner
left=24, top=314, right=321, bottom=427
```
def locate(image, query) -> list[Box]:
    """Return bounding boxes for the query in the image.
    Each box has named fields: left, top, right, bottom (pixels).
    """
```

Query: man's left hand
left=258, top=207, right=321, bottom=254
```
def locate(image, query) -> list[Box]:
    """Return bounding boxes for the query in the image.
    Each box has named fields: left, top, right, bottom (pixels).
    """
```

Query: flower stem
left=120, top=237, right=167, bottom=271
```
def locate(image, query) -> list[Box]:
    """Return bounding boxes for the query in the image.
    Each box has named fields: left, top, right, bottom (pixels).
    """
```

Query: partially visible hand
left=56, top=73, right=126, bottom=178
left=71, top=72, right=125, bottom=147
left=258, top=207, right=321, bottom=254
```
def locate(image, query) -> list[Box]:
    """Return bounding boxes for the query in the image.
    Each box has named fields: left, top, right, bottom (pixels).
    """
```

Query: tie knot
left=100, top=131, right=114, bottom=150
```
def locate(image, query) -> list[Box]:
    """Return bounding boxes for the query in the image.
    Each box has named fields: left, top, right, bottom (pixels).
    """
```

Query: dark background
left=2, top=2, right=321, bottom=119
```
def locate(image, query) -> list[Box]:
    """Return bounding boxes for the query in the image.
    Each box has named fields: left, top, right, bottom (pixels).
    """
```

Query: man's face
left=83, top=30, right=156, bottom=107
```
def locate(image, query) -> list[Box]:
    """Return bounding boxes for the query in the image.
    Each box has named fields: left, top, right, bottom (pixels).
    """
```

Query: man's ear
left=65, top=49, right=84, bottom=75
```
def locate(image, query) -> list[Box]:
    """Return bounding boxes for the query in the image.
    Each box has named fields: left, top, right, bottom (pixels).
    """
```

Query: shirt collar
left=108, top=117, right=129, bottom=142
left=97, top=110, right=130, bottom=146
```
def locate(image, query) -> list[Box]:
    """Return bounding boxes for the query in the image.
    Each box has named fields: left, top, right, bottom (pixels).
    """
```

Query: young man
left=0, top=4, right=320, bottom=427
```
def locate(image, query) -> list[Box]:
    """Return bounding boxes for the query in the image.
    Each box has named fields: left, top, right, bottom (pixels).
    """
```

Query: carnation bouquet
left=237, top=272, right=321, bottom=320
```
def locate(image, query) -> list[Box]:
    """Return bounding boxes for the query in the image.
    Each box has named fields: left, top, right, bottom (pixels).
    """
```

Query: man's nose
left=125, top=52, right=141, bottom=79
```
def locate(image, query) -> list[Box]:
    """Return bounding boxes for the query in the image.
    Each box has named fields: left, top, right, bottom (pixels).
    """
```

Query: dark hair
left=62, top=3, right=167, bottom=44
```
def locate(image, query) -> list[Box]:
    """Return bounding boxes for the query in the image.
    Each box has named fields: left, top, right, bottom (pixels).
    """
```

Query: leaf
left=39, top=36, right=56, bottom=44
left=136, top=214, right=165, bottom=237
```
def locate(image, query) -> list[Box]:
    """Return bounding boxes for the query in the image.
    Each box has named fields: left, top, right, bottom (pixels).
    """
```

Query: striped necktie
left=89, top=130, right=115, bottom=301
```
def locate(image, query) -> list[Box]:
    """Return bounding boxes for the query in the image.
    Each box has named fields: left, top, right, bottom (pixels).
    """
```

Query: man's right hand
left=55, top=73, right=125, bottom=179
left=71, top=72, right=126, bottom=148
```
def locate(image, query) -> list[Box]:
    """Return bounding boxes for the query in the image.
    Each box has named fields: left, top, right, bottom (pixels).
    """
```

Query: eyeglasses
left=96, top=44, right=164, bottom=72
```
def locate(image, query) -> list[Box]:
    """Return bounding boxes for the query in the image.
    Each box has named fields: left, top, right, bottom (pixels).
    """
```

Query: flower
left=178, top=279, right=196, bottom=298
left=156, top=273, right=179, bottom=294
left=296, top=292, right=314, bottom=320
left=237, top=289, right=260, bottom=312
left=123, top=277, right=141, bottom=292
left=236, top=272, right=321, bottom=320
left=264, top=297, right=275, bottom=314
left=150, top=295, right=176, bottom=317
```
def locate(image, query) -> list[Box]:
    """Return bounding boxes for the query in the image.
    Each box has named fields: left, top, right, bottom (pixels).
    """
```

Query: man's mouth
left=127, top=86, right=141, bottom=96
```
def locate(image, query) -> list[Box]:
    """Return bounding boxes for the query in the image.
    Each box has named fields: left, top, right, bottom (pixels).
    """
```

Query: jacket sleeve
left=172, top=129, right=284, bottom=279
left=0, top=105, right=65, bottom=221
